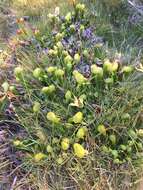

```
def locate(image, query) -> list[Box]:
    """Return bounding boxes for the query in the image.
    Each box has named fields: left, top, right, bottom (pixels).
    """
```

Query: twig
left=10, top=176, right=17, bottom=190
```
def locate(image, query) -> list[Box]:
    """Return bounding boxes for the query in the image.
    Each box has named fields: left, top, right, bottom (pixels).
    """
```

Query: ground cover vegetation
left=0, top=0, right=143, bottom=189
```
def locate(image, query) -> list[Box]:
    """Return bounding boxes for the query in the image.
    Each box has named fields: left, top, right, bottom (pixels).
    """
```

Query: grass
left=11, top=0, right=71, bottom=17
left=0, top=0, right=143, bottom=190
left=84, top=0, right=143, bottom=56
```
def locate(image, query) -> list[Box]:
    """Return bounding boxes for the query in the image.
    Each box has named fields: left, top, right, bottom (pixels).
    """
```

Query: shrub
left=9, top=3, right=143, bottom=189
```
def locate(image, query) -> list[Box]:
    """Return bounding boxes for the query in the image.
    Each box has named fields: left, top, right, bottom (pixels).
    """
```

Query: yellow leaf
left=136, top=63, right=143, bottom=72
left=0, top=94, right=6, bottom=102
left=73, top=143, right=88, bottom=158
left=72, top=112, right=83, bottom=124
left=69, top=96, right=84, bottom=108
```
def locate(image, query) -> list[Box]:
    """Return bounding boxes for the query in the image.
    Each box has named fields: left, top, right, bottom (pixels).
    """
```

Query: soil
left=0, top=121, right=29, bottom=189
left=0, top=6, right=17, bottom=41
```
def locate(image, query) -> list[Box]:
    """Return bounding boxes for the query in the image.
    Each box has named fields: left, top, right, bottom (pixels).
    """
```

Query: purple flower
left=42, top=48, right=49, bottom=54
left=82, top=28, right=93, bottom=39
left=75, top=22, right=81, bottom=31
left=62, top=39, right=69, bottom=47
left=91, top=36, right=104, bottom=45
